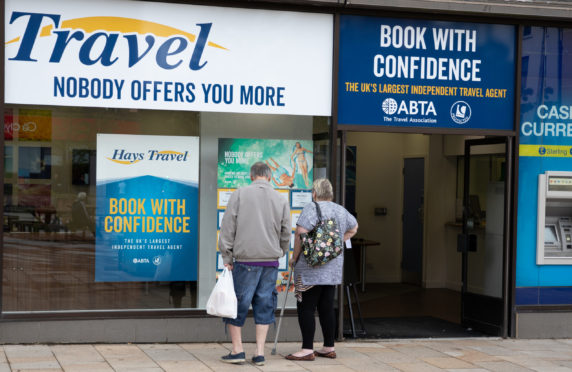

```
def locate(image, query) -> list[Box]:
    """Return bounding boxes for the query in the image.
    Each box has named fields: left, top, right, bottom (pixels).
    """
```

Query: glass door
left=459, top=137, right=512, bottom=336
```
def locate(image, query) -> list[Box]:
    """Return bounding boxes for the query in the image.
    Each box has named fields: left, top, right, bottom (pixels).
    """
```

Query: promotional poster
left=95, top=134, right=199, bottom=282
left=218, top=138, right=314, bottom=190
left=338, top=15, right=515, bottom=129
left=216, top=138, right=313, bottom=290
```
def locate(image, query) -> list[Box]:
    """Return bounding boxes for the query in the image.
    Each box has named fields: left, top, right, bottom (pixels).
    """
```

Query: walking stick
left=271, top=266, right=293, bottom=355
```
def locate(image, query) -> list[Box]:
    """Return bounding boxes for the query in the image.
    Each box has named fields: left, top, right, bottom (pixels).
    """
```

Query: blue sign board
left=95, top=176, right=198, bottom=282
left=517, top=27, right=572, bottom=301
left=338, top=15, right=516, bottom=130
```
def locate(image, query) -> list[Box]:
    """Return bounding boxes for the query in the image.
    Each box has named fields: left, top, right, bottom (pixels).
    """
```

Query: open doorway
left=342, top=132, right=509, bottom=338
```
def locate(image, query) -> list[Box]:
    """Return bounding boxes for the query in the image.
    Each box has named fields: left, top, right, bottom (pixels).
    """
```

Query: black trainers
left=221, top=352, right=246, bottom=364
left=252, top=355, right=265, bottom=366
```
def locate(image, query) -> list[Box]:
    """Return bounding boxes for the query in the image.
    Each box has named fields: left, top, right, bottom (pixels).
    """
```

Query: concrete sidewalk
left=1, top=338, right=572, bottom=371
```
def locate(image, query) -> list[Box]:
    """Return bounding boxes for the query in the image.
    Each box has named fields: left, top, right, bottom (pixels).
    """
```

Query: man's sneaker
left=252, top=355, right=265, bottom=366
left=221, top=352, right=245, bottom=364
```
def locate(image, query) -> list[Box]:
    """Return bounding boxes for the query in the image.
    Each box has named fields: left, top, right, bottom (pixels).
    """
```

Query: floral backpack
left=301, top=202, right=343, bottom=266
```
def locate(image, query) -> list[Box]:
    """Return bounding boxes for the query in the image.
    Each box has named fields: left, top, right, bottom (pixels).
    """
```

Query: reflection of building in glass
left=521, top=27, right=572, bottom=122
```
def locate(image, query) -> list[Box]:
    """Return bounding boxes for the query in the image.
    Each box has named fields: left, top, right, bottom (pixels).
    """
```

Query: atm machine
left=537, top=171, right=572, bottom=264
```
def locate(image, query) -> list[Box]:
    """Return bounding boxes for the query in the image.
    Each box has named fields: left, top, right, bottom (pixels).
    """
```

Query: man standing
left=218, top=161, right=291, bottom=366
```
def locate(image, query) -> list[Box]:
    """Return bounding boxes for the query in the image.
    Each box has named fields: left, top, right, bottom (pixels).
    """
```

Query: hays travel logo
left=108, top=149, right=190, bottom=165
left=6, top=12, right=228, bottom=71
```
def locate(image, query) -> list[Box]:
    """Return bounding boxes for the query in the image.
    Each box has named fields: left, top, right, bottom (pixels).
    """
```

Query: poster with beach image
left=217, top=138, right=313, bottom=190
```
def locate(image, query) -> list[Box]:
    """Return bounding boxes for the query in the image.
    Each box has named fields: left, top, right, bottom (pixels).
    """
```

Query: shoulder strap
left=314, top=201, right=323, bottom=222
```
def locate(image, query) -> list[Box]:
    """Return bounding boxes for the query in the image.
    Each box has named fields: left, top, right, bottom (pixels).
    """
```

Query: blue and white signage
left=338, top=15, right=515, bottom=129
left=95, top=134, right=199, bottom=282
left=5, top=0, right=332, bottom=115
left=514, top=27, right=572, bottom=306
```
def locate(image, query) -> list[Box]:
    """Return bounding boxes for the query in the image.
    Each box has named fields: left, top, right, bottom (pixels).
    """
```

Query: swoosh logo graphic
left=158, top=150, right=184, bottom=155
left=107, top=158, right=142, bottom=165
left=6, top=16, right=228, bottom=50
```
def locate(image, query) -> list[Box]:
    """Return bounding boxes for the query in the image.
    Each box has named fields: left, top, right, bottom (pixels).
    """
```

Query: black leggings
left=297, top=285, right=336, bottom=349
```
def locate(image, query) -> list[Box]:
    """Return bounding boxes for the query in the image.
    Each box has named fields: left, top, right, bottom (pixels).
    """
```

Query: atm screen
left=545, top=225, right=559, bottom=244
left=548, top=176, right=572, bottom=191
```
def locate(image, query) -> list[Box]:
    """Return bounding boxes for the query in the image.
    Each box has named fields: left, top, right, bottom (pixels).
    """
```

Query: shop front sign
left=95, top=134, right=199, bottom=282
left=338, top=15, right=515, bottom=130
left=5, top=0, right=332, bottom=115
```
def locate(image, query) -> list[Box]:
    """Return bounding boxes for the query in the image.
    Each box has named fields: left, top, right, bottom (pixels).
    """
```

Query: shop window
left=3, top=106, right=201, bottom=311
left=2, top=105, right=329, bottom=312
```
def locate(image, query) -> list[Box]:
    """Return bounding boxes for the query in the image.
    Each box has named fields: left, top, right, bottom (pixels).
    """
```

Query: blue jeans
left=224, top=262, right=278, bottom=327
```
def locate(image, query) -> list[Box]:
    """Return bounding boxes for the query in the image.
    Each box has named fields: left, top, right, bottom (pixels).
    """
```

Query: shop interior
left=341, top=132, right=507, bottom=338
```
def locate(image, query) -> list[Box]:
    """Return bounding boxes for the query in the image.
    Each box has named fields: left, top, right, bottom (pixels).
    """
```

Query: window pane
left=3, top=105, right=328, bottom=312
left=3, top=105, right=199, bottom=311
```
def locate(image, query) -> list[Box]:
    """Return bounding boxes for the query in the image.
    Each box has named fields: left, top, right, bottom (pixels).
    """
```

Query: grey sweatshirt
left=218, top=179, right=291, bottom=265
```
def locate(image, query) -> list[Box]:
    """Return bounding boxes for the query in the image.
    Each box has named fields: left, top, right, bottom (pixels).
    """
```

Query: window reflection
left=3, top=106, right=199, bottom=311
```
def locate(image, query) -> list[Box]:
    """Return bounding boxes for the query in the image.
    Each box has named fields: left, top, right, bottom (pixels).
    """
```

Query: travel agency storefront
left=0, top=0, right=332, bottom=342
left=334, top=9, right=572, bottom=339
left=2, top=0, right=572, bottom=343
left=333, top=8, right=572, bottom=339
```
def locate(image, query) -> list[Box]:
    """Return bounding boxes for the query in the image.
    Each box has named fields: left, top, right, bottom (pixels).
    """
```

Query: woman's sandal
left=314, top=350, right=337, bottom=359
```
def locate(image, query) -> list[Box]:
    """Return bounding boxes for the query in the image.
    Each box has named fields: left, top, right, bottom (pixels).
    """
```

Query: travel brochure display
left=95, top=134, right=199, bottom=282
left=216, top=138, right=313, bottom=288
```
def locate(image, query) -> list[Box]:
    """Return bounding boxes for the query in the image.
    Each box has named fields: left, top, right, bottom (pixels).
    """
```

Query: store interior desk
left=350, top=238, right=380, bottom=292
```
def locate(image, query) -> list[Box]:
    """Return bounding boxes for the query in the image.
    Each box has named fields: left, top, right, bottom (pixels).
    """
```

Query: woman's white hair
left=312, top=178, right=333, bottom=201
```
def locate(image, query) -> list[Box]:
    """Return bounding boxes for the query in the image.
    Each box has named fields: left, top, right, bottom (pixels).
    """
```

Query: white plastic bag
left=206, top=268, right=237, bottom=318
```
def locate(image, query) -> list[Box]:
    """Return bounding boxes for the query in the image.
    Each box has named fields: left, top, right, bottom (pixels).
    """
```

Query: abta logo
left=450, top=101, right=472, bottom=125
left=382, top=98, right=398, bottom=115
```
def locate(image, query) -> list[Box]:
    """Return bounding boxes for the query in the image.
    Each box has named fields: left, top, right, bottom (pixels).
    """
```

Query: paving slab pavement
left=1, top=338, right=572, bottom=371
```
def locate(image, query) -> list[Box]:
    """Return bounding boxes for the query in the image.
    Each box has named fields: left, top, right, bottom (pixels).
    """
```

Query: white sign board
left=5, top=0, right=333, bottom=115
left=96, top=134, right=199, bottom=185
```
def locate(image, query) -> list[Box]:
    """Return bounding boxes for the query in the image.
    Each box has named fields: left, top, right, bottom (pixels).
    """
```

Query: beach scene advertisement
left=218, top=138, right=313, bottom=190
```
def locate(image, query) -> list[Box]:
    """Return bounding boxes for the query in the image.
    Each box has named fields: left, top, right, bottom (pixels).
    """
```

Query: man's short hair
left=312, top=178, right=334, bottom=201
left=250, top=162, right=271, bottom=179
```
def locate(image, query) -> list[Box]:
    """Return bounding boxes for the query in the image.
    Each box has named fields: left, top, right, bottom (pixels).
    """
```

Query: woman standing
left=286, top=178, right=358, bottom=361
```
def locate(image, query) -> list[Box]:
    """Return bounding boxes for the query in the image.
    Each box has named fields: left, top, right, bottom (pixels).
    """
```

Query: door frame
left=461, top=137, right=513, bottom=338
left=335, top=131, right=515, bottom=340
